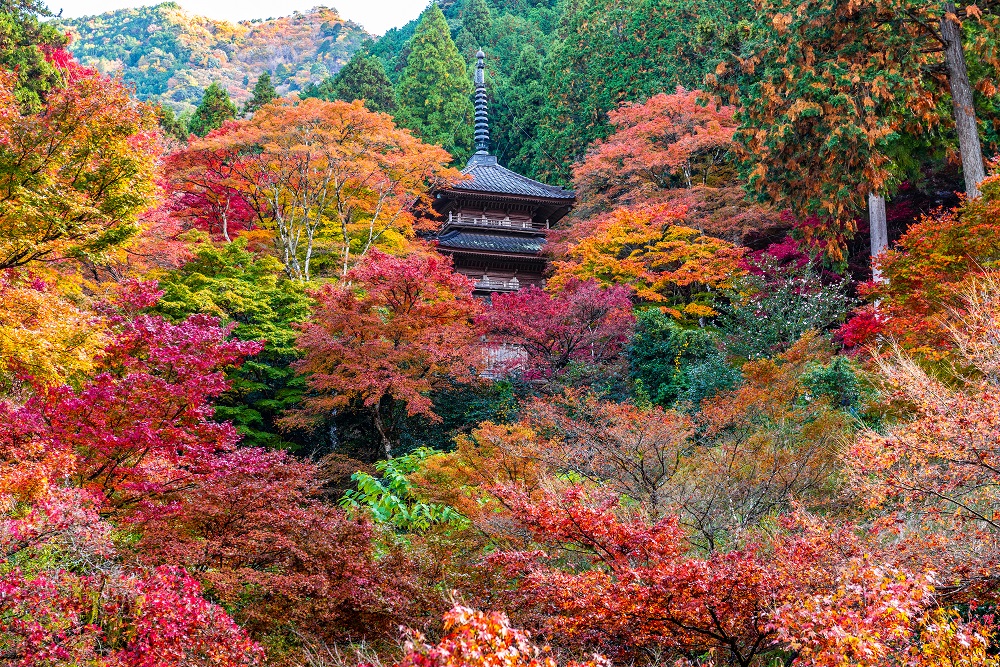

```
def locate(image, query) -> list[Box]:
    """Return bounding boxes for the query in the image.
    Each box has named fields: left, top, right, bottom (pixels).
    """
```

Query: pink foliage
left=0, top=307, right=261, bottom=513
left=479, top=279, right=635, bottom=386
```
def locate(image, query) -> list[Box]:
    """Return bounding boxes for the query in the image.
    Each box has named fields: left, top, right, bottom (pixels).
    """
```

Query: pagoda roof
left=450, top=153, right=575, bottom=202
left=437, top=229, right=546, bottom=255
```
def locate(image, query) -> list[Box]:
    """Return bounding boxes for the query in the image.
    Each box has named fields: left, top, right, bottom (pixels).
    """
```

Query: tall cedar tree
left=491, top=44, right=547, bottom=177
left=716, top=0, right=999, bottom=260
left=461, top=0, right=492, bottom=41
left=243, top=72, right=276, bottom=115
left=322, top=51, right=396, bottom=113
left=189, top=82, right=237, bottom=137
left=396, top=5, right=474, bottom=162
left=0, top=0, right=68, bottom=110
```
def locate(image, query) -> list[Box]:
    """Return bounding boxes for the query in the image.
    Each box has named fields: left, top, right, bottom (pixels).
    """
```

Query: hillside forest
left=6, top=0, right=1000, bottom=664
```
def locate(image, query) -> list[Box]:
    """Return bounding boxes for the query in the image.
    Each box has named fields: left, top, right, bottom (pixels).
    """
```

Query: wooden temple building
left=432, top=50, right=575, bottom=296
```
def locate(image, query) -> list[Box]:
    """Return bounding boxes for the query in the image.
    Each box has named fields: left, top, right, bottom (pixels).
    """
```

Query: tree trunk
left=372, top=402, right=393, bottom=459
left=941, top=3, right=986, bottom=198
left=868, top=192, right=888, bottom=283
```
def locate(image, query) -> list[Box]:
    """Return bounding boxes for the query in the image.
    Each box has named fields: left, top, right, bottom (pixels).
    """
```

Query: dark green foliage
left=0, top=0, right=68, bottom=111
left=629, top=309, right=739, bottom=408
left=532, top=0, right=752, bottom=182
left=396, top=5, right=474, bottom=162
left=243, top=72, right=276, bottom=114
left=719, top=267, right=854, bottom=361
left=189, top=82, right=237, bottom=137
left=490, top=44, right=547, bottom=176
left=154, top=237, right=312, bottom=450
left=800, top=355, right=861, bottom=411
left=156, top=103, right=188, bottom=141
left=461, top=0, right=492, bottom=41
left=303, top=52, right=396, bottom=113
left=326, top=381, right=517, bottom=463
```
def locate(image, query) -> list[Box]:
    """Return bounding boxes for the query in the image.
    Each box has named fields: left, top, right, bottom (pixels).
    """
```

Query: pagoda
left=432, top=50, right=575, bottom=297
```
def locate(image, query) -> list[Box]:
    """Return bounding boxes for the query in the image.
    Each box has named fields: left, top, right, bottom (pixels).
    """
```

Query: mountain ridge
left=55, top=3, right=370, bottom=112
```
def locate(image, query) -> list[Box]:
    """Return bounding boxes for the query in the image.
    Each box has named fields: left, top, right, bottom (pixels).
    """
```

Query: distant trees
left=243, top=72, right=276, bottom=114
left=308, top=51, right=396, bottom=113
left=189, top=82, right=237, bottom=137
left=396, top=5, right=474, bottom=162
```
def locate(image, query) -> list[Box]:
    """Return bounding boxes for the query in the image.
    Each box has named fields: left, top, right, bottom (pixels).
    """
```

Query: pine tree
left=327, top=52, right=396, bottom=113
left=396, top=4, right=474, bottom=163
left=244, top=72, right=276, bottom=115
left=189, top=82, right=237, bottom=137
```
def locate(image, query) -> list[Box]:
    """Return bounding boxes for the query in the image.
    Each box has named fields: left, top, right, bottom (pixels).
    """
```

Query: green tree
left=154, top=237, right=312, bottom=450
left=629, top=309, right=739, bottom=409
left=189, top=82, right=237, bottom=137
left=534, top=0, right=749, bottom=182
left=0, top=0, right=68, bottom=111
left=396, top=4, right=474, bottom=162
left=243, top=71, right=276, bottom=114
left=156, top=104, right=188, bottom=141
left=312, top=51, right=396, bottom=113
left=492, top=44, right=547, bottom=175
left=462, top=0, right=493, bottom=40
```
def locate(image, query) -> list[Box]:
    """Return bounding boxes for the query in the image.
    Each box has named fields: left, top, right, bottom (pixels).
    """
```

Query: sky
left=48, top=0, right=429, bottom=35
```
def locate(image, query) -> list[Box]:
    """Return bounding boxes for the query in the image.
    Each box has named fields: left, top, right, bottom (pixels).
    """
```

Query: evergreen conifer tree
left=189, top=82, right=237, bottom=137
left=461, top=0, right=492, bottom=41
left=327, top=52, right=396, bottom=113
left=493, top=44, right=546, bottom=175
left=396, top=4, right=474, bottom=162
left=244, top=71, right=276, bottom=115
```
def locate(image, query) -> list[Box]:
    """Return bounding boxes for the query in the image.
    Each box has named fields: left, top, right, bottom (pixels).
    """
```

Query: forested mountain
left=55, top=3, right=368, bottom=111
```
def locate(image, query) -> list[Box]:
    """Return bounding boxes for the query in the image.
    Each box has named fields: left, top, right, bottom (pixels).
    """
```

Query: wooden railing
left=447, top=211, right=545, bottom=230
left=474, top=276, right=521, bottom=292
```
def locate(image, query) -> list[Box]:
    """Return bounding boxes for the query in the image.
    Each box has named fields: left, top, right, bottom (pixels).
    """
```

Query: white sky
left=48, top=0, right=429, bottom=35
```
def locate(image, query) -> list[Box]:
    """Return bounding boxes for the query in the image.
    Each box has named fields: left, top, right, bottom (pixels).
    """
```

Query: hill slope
left=55, top=3, right=370, bottom=112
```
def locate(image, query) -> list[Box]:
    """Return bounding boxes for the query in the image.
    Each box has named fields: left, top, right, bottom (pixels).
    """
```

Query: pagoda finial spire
left=474, top=49, right=490, bottom=154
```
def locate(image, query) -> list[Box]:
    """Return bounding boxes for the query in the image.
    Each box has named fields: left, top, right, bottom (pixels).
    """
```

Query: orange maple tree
left=183, top=98, right=460, bottom=280
left=551, top=202, right=745, bottom=318
left=0, top=65, right=160, bottom=269
left=570, top=88, right=781, bottom=243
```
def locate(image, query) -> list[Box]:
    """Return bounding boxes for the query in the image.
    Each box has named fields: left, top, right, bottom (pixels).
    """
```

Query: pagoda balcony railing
left=474, top=276, right=521, bottom=292
left=448, top=211, right=547, bottom=230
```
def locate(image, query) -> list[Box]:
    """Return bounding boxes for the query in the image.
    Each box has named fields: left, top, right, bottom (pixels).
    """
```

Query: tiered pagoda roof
left=432, top=50, right=575, bottom=295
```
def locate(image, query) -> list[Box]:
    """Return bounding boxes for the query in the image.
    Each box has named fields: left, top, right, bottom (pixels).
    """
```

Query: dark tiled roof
left=453, top=153, right=575, bottom=200
left=437, top=230, right=546, bottom=254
